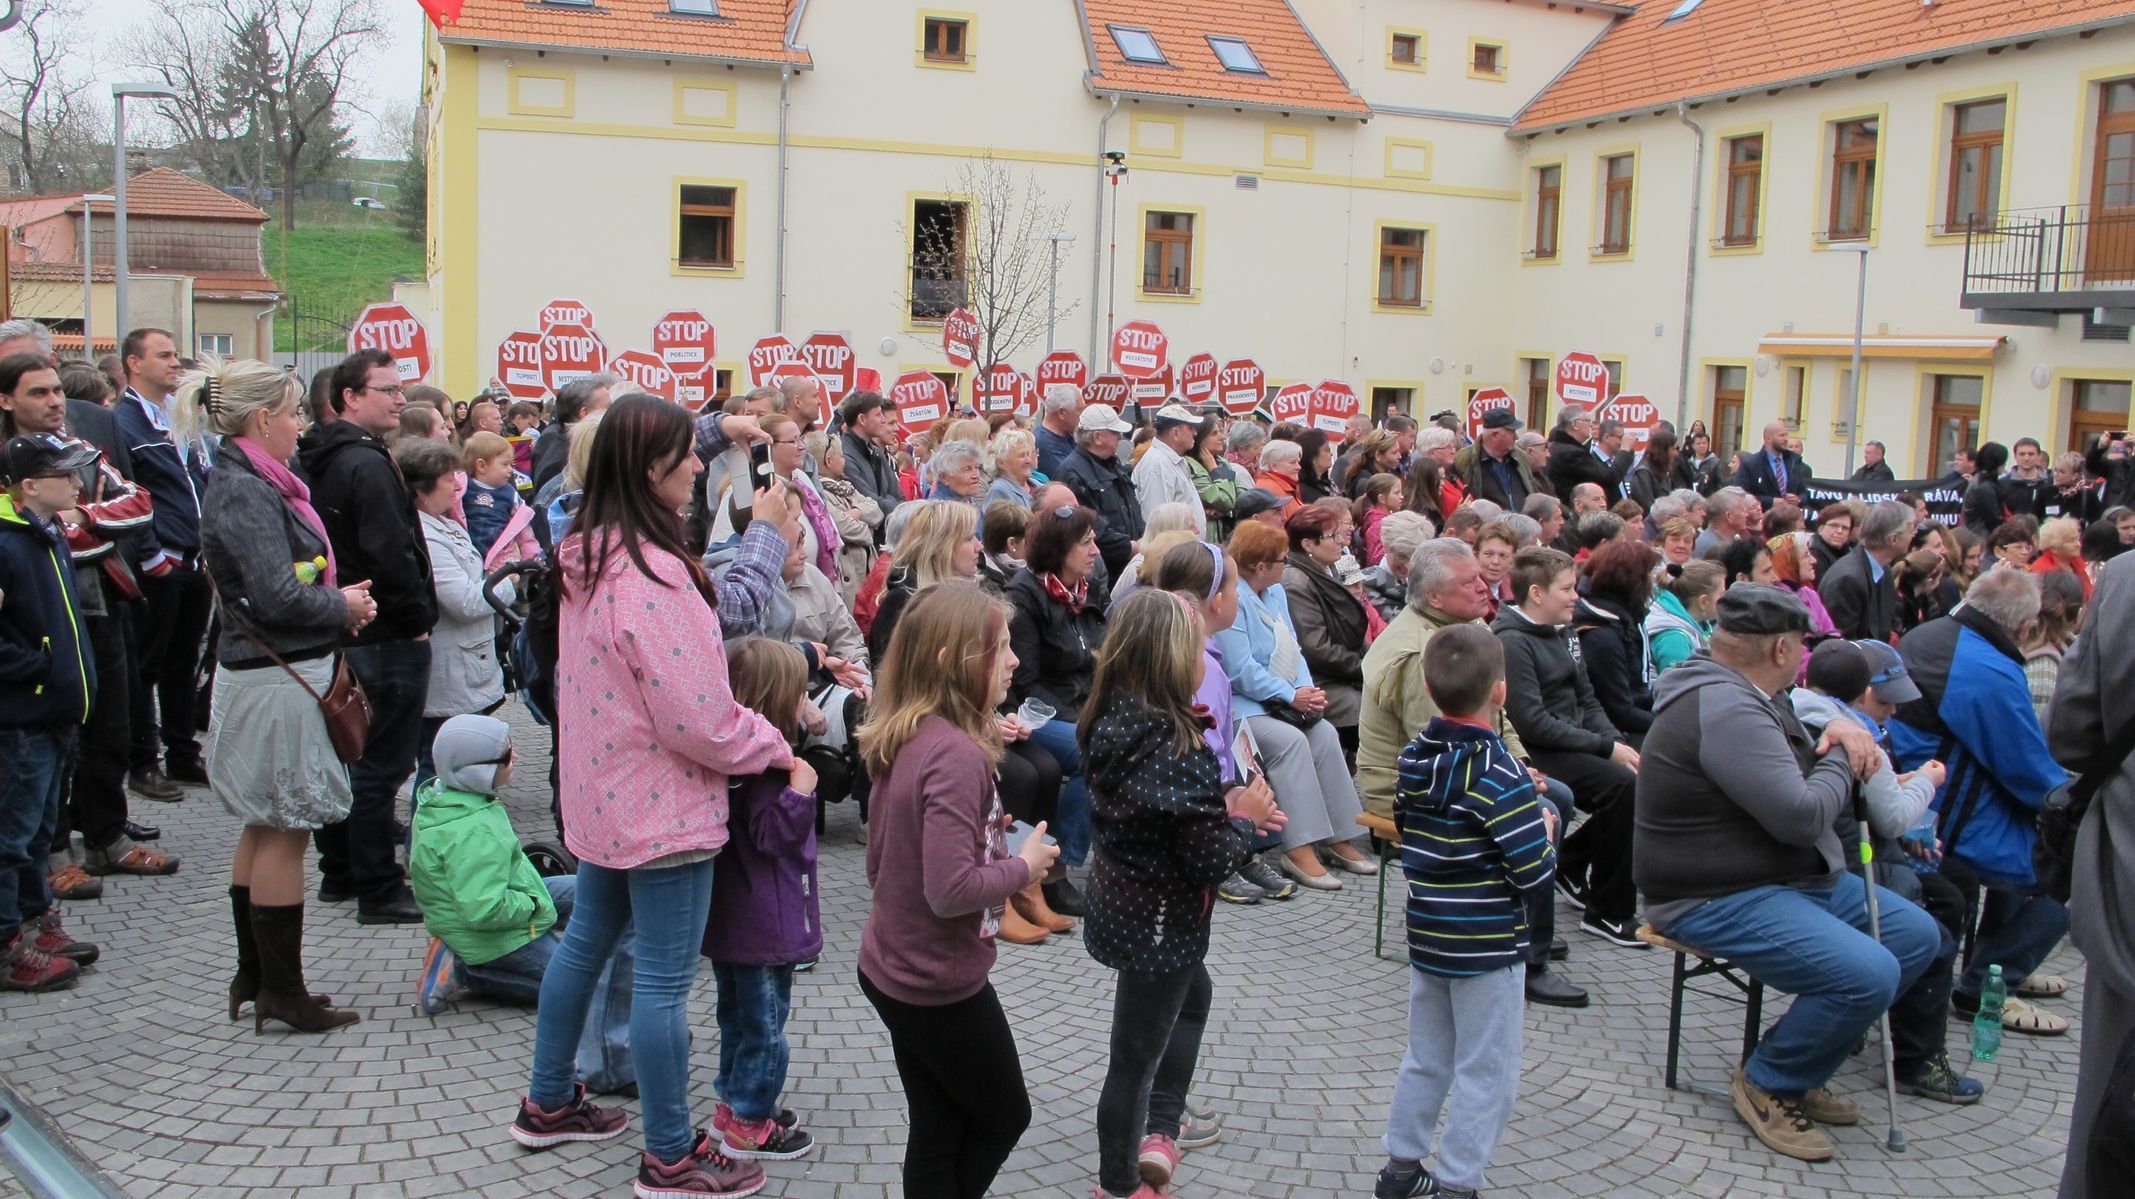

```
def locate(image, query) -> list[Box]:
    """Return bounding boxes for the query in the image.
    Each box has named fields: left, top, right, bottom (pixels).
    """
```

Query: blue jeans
left=530, top=858, right=714, bottom=1161
left=317, top=640, right=429, bottom=901
left=1956, top=886, right=2071, bottom=1000
left=464, top=876, right=636, bottom=1093
left=1662, top=872, right=1939, bottom=1097
left=711, top=962, right=794, bottom=1122
left=1026, top=720, right=1089, bottom=867
left=0, top=727, right=74, bottom=944
left=1523, top=779, right=1572, bottom=968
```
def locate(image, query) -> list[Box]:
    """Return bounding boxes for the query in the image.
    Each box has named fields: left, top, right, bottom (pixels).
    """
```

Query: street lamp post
left=1834, top=243, right=1870, bottom=476
left=1045, top=232, right=1075, bottom=351
left=81, top=193, right=116, bottom=354
left=111, top=83, right=179, bottom=344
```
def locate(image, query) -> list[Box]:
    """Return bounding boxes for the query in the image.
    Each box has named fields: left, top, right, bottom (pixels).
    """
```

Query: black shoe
left=128, top=769, right=184, bottom=803
left=357, top=889, right=423, bottom=925
left=1042, top=877, right=1086, bottom=917
left=124, top=820, right=161, bottom=843
left=317, top=881, right=356, bottom=904
left=1579, top=912, right=1649, bottom=949
left=1554, top=873, right=1589, bottom=911
left=1374, top=1161, right=1440, bottom=1198
left=1549, top=937, right=1568, bottom=961
left=1525, top=967, right=1590, bottom=1008
left=165, top=760, right=210, bottom=787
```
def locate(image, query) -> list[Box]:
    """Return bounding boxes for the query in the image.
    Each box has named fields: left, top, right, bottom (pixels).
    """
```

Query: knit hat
left=431, top=713, right=514, bottom=796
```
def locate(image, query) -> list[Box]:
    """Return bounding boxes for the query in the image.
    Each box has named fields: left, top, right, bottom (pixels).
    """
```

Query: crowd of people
left=2, top=315, right=2132, bottom=1199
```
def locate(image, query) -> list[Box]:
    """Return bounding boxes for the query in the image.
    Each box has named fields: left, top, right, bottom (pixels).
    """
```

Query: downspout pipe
left=1673, top=101, right=1705, bottom=434
left=773, top=65, right=792, bottom=332
left=1089, top=92, right=1120, bottom=365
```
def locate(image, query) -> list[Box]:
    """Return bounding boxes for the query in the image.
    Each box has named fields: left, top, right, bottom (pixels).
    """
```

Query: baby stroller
left=486, top=557, right=565, bottom=840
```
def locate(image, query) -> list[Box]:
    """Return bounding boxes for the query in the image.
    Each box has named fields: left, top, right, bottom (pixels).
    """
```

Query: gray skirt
left=205, top=658, right=355, bottom=831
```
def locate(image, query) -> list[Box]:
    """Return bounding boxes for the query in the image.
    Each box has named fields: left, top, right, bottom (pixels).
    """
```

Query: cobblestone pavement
left=0, top=700, right=2081, bottom=1198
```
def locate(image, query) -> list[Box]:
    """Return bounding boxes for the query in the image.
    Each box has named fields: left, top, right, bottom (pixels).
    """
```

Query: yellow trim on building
left=1925, top=82, right=2017, bottom=246
left=507, top=66, right=576, bottom=118
left=1588, top=144, right=1640, bottom=262
left=1519, top=158, right=1564, bottom=267
left=1369, top=219, right=1435, bottom=316
left=440, top=43, right=481, bottom=400
left=1382, top=137, right=1433, bottom=181
left=1130, top=114, right=1185, bottom=160
left=672, top=78, right=739, bottom=128
left=1136, top=203, right=1207, bottom=305
left=1385, top=27, right=1427, bottom=74
left=914, top=10, right=978, bottom=72
left=1910, top=363, right=1993, bottom=474
left=2067, top=61, right=2135, bottom=207
left=1707, top=123, right=1771, bottom=257
left=669, top=176, right=749, bottom=279
left=1811, top=102, right=1889, bottom=251
left=2047, top=367, right=2135, bottom=455
left=1467, top=37, right=1508, bottom=82
left=1264, top=123, right=1316, bottom=170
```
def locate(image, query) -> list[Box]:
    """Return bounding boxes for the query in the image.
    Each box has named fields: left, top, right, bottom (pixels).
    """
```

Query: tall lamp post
left=1044, top=232, right=1075, bottom=351
left=81, top=193, right=116, bottom=354
left=1834, top=243, right=1871, bottom=477
left=110, top=82, right=179, bottom=343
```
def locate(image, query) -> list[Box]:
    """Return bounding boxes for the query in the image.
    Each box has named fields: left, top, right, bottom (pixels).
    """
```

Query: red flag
left=418, top=0, right=463, bottom=27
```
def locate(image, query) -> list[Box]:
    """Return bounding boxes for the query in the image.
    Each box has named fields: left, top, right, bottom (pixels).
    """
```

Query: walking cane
left=1856, top=796, right=1907, bottom=1153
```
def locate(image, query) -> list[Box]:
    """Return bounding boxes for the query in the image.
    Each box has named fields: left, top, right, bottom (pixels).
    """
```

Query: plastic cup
left=1016, top=699, right=1056, bottom=731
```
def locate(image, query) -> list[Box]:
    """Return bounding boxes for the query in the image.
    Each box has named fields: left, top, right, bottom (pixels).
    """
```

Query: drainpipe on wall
left=1674, top=102, right=1705, bottom=433
left=774, top=65, right=792, bottom=332
left=1089, top=92, right=1121, bottom=364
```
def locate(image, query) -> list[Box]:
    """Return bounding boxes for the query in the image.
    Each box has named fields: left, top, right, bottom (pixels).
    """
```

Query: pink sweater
left=556, top=535, right=791, bottom=870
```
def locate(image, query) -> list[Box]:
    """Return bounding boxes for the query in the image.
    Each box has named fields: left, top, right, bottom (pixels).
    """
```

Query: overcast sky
left=86, top=0, right=428, bottom=157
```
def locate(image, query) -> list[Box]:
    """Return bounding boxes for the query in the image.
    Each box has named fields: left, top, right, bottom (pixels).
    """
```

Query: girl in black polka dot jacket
left=1079, top=588, right=1283, bottom=1199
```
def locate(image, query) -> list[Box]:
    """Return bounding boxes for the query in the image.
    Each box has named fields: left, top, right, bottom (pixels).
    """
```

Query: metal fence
left=1962, top=203, right=2135, bottom=296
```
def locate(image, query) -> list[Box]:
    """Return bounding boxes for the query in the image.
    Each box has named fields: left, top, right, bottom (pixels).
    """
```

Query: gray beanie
left=432, top=713, right=513, bottom=795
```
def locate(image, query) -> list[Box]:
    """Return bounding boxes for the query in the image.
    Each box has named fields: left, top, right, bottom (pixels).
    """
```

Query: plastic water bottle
left=1971, top=964, right=2006, bottom=1061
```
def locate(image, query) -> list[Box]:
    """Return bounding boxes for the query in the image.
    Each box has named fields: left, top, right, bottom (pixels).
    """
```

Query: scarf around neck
left=233, top=436, right=337, bottom=587
left=1042, top=571, right=1089, bottom=612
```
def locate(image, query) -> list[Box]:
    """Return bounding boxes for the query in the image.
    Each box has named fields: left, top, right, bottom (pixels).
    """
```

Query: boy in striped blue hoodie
left=1375, top=623, right=1556, bottom=1199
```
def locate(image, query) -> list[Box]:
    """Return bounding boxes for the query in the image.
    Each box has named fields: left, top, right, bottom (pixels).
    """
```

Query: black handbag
left=2034, top=711, right=2135, bottom=903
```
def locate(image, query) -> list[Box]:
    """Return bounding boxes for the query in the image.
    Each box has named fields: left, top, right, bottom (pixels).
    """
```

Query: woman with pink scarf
left=191, top=360, right=377, bottom=1034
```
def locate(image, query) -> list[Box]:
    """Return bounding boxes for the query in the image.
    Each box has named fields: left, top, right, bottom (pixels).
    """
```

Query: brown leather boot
left=229, top=886, right=330, bottom=1020
left=249, top=902, right=360, bottom=1034
left=1013, top=881, right=1074, bottom=934
left=997, top=897, right=1050, bottom=945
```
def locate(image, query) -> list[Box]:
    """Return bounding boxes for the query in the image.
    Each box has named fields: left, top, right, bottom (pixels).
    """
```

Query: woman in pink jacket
left=506, top=396, right=794, bottom=1199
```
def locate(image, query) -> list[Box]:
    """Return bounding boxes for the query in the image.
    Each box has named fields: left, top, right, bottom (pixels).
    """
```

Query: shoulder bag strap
left=199, top=556, right=330, bottom=705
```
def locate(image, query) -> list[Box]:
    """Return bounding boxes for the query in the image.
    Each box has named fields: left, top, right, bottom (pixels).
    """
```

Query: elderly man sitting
left=1360, top=539, right=1588, bottom=1008
left=1636, top=585, right=1939, bottom=1163
left=1890, top=568, right=2074, bottom=1036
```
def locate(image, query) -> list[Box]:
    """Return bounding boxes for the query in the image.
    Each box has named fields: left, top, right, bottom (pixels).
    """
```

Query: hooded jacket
left=1082, top=691, right=1255, bottom=974
left=1573, top=592, right=1654, bottom=739
left=0, top=494, right=94, bottom=728
left=1634, top=655, right=1857, bottom=929
left=296, top=419, right=438, bottom=644
left=1491, top=604, right=1619, bottom=757
left=1890, top=607, right=2067, bottom=886
left=1788, top=688, right=1937, bottom=847
left=702, top=767, right=822, bottom=967
left=1643, top=587, right=1708, bottom=674
left=410, top=778, right=558, bottom=966
left=1394, top=718, right=1554, bottom=976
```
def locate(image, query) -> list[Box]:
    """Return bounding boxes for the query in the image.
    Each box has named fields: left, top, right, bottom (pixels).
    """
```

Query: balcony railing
left=1961, top=203, right=2135, bottom=302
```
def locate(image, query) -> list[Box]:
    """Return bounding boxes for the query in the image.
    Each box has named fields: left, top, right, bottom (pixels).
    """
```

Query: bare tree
left=0, top=0, right=106, bottom=193
left=905, top=154, right=1078, bottom=382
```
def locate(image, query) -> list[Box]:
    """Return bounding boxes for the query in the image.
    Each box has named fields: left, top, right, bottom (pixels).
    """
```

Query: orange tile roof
left=441, top=0, right=809, bottom=66
left=0, top=168, right=268, bottom=225
left=1080, top=0, right=1369, bottom=118
left=1514, top=0, right=2135, bottom=133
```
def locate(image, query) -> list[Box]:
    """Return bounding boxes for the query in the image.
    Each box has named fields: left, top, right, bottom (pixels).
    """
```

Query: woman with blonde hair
left=188, top=359, right=376, bottom=1032
left=858, top=581, right=1058, bottom=1196
left=1644, top=559, right=1723, bottom=674
left=1112, top=502, right=1201, bottom=600
left=867, top=500, right=981, bottom=663
left=985, top=427, right=1040, bottom=511
left=2029, top=515, right=2091, bottom=601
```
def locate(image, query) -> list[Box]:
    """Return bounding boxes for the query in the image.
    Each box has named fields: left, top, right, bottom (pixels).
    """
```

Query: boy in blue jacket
left=1376, top=623, right=1555, bottom=1199
left=0, top=433, right=103, bottom=991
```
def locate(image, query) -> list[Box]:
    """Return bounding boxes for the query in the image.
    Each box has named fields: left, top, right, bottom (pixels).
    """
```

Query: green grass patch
left=263, top=220, right=423, bottom=352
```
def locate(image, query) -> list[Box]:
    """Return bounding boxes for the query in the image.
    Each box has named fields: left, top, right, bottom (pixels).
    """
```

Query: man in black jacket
left=1054, top=403, right=1143, bottom=582
left=837, top=390, right=902, bottom=536
left=1997, top=437, right=2055, bottom=523
left=1546, top=406, right=1615, bottom=500
left=528, top=373, right=613, bottom=495
left=1851, top=440, right=1896, bottom=483
left=1821, top=501, right=1913, bottom=643
left=1733, top=420, right=1808, bottom=508
left=1491, top=546, right=1643, bottom=947
left=295, top=349, right=438, bottom=924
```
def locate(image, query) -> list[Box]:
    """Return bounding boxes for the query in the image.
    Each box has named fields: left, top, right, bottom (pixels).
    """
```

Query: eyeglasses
left=368, top=385, right=406, bottom=398
left=772, top=437, right=802, bottom=446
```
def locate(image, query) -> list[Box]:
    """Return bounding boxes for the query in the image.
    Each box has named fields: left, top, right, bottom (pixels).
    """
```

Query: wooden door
left=2089, top=79, right=2135, bottom=283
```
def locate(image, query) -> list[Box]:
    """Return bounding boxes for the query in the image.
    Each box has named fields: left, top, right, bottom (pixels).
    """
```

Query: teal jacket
left=410, top=782, right=556, bottom=965
left=1644, top=588, right=1710, bottom=675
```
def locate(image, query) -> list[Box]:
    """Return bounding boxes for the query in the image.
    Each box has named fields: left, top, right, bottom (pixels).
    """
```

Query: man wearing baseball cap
left=1231, top=488, right=1289, bottom=530
left=1055, top=402, right=1144, bottom=581
left=1636, top=584, right=1939, bottom=1162
left=1454, top=408, right=1535, bottom=513
left=1131, top=402, right=1207, bottom=535
left=0, top=433, right=105, bottom=991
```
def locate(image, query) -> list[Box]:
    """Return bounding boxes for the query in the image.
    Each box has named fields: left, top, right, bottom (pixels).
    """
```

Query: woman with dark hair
left=508, top=395, right=795, bottom=1199
left=1187, top=418, right=1243, bottom=543
left=1809, top=502, right=1856, bottom=579
left=1295, top=429, right=1335, bottom=505
left=1708, top=536, right=1775, bottom=588
left=1962, top=441, right=2011, bottom=536
left=1894, top=548, right=1952, bottom=633
left=1003, top=504, right=1108, bottom=880
left=1403, top=456, right=1451, bottom=529
left=1281, top=505, right=1369, bottom=762
left=1573, top=540, right=1658, bottom=742
left=1627, top=427, right=1693, bottom=511
left=1339, top=429, right=1401, bottom=500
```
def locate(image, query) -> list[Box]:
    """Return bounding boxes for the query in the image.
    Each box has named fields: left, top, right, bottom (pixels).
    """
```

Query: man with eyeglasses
left=295, top=348, right=439, bottom=926
left=113, top=328, right=212, bottom=803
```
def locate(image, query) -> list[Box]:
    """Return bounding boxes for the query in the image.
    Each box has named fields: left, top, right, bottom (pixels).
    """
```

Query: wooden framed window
left=1377, top=227, right=1426, bottom=307
left=1390, top=32, right=1421, bottom=67
left=1143, top=210, right=1196, bottom=296
left=1522, top=357, right=1550, bottom=429
left=1946, top=99, right=2006, bottom=233
left=909, top=198, right=970, bottom=320
left=1781, top=363, right=1806, bottom=429
left=1711, top=365, right=1747, bottom=459
left=1828, top=118, right=1879, bottom=241
left=922, top=17, right=969, bottom=64
left=2071, top=379, right=2133, bottom=452
left=1721, top=133, right=1762, bottom=246
left=1532, top=165, right=1560, bottom=259
left=1599, top=154, right=1634, bottom=255
left=677, top=184, right=736, bottom=268
left=1602, top=359, right=1625, bottom=401
left=2089, top=79, right=2135, bottom=284
left=1928, top=373, right=1983, bottom=475
left=1470, top=41, right=1503, bottom=77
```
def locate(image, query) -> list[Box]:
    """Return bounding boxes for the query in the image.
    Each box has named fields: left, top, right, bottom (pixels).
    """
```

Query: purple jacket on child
left=701, top=768, right=822, bottom=967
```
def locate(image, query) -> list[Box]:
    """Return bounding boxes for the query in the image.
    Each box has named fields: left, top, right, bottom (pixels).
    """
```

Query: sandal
left=2015, top=974, right=2071, bottom=999
left=2000, top=996, right=2070, bottom=1036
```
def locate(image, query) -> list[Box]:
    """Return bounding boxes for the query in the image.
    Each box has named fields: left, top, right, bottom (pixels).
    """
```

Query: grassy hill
left=264, top=216, right=423, bottom=352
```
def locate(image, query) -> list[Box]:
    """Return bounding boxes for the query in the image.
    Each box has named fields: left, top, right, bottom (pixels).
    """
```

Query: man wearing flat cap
left=1453, top=408, right=1534, bottom=513
left=1635, top=583, right=1940, bottom=1165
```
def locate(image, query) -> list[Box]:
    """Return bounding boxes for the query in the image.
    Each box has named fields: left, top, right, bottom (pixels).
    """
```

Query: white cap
left=1150, top=402, right=1206, bottom=428
left=1077, top=403, right=1132, bottom=435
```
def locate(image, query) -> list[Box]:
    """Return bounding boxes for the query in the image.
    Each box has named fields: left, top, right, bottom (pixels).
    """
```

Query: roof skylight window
left=1663, top=0, right=1707, bottom=21
left=669, top=0, right=717, bottom=14
left=1207, top=36, right=1264, bottom=74
left=1110, top=25, right=1168, bottom=65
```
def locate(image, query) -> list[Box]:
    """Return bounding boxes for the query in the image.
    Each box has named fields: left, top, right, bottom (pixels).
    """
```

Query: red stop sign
left=1131, top=363, right=1174, bottom=413
left=1555, top=351, right=1610, bottom=408
left=538, top=298, right=596, bottom=333
left=495, top=330, right=545, bottom=400
left=348, top=303, right=431, bottom=383
left=976, top=363, right=1021, bottom=414
left=1269, top=382, right=1314, bottom=426
left=1035, top=350, right=1088, bottom=395
left=801, top=332, right=858, bottom=405
left=1111, top=319, right=1169, bottom=379
left=539, top=322, right=605, bottom=394
left=609, top=349, right=677, bottom=401
left=943, top=309, right=981, bottom=370
left=1602, top=393, right=1661, bottom=451
left=652, top=310, right=717, bottom=376
left=892, top=370, right=950, bottom=433
left=674, top=365, right=720, bottom=412
left=1466, top=386, right=1515, bottom=440
left=1312, top=380, right=1361, bottom=439
left=1083, top=374, right=1131, bottom=411
left=1217, top=359, right=1264, bottom=416
left=747, top=335, right=797, bottom=388
left=1178, top=354, right=1219, bottom=406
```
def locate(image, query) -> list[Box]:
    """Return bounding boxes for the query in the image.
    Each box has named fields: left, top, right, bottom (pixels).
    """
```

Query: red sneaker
left=508, top=1081, right=629, bottom=1150
left=719, top=1113, right=814, bottom=1161
left=634, top=1130, right=765, bottom=1198
left=1137, top=1133, right=1180, bottom=1190
left=1, top=930, right=80, bottom=992
left=32, top=910, right=98, bottom=966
